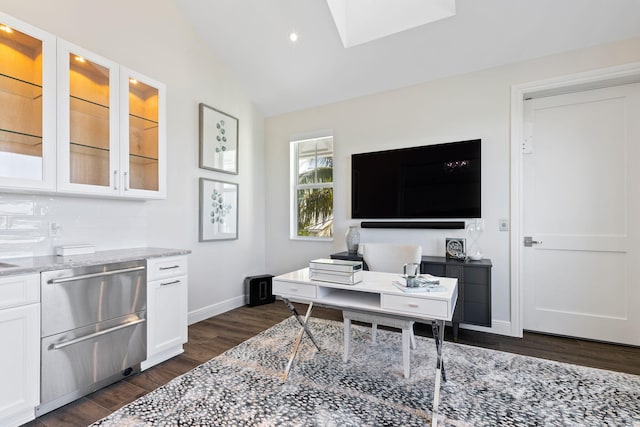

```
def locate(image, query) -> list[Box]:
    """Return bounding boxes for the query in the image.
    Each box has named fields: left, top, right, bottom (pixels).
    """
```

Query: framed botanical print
left=199, top=103, right=238, bottom=174
left=199, top=178, right=238, bottom=241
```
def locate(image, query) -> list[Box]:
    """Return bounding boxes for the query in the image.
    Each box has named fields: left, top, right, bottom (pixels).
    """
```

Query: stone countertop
left=0, top=247, right=191, bottom=277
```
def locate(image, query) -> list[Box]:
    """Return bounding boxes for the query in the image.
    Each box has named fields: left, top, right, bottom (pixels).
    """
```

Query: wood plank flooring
left=25, top=302, right=640, bottom=426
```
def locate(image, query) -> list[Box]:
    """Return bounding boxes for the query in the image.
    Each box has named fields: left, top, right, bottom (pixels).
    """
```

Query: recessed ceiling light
left=75, top=55, right=86, bottom=63
left=289, top=32, right=299, bottom=43
left=0, top=24, right=13, bottom=34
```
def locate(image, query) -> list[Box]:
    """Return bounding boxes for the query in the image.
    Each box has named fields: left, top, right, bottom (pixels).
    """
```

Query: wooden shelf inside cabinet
left=69, top=141, right=110, bottom=156
left=0, top=73, right=43, bottom=154
left=129, top=153, right=158, bottom=165
left=70, top=94, right=109, bottom=117
left=0, top=72, right=42, bottom=99
left=0, top=128, right=42, bottom=147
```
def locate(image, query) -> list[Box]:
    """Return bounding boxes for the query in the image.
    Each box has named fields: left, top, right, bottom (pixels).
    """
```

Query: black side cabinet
left=330, top=252, right=492, bottom=340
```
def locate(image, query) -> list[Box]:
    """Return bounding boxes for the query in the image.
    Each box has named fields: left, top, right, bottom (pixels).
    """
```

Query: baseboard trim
left=460, top=319, right=515, bottom=337
left=188, top=295, right=246, bottom=325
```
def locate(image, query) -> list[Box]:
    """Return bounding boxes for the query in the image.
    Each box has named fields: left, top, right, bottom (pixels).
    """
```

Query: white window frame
left=290, top=132, right=334, bottom=241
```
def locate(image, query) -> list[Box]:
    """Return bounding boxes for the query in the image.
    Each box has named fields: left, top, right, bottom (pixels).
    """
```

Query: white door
left=522, top=83, right=640, bottom=346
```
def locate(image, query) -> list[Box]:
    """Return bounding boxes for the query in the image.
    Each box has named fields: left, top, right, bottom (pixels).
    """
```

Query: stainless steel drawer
left=39, top=312, right=146, bottom=411
left=40, top=261, right=146, bottom=337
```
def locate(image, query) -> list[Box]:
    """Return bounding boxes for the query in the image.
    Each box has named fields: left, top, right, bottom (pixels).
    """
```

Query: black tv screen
left=351, top=139, right=481, bottom=219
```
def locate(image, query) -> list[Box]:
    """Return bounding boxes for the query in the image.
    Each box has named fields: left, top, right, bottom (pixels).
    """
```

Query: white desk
left=272, top=268, right=458, bottom=427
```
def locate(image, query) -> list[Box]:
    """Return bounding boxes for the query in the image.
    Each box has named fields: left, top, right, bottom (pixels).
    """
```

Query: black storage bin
left=244, top=274, right=275, bottom=306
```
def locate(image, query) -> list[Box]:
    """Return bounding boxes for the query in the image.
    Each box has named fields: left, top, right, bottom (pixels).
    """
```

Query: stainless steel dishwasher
left=37, top=260, right=147, bottom=416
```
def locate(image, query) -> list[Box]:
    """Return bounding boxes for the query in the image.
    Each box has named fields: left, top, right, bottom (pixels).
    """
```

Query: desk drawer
left=272, top=280, right=316, bottom=300
left=0, top=274, right=39, bottom=309
left=381, top=294, right=448, bottom=319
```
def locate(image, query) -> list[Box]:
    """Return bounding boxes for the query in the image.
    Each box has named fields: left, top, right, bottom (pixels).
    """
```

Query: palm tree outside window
left=291, top=136, right=333, bottom=239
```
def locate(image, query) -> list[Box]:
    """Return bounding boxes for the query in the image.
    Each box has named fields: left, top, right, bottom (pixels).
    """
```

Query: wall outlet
left=49, top=222, right=61, bottom=237
left=499, top=219, right=509, bottom=231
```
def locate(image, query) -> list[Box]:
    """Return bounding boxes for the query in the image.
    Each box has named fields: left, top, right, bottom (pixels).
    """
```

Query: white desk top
left=273, top=268, right=458, bottom=321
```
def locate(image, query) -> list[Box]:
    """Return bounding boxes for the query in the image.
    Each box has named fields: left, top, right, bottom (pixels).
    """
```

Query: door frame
left=509, top=62, right=640, bottom=338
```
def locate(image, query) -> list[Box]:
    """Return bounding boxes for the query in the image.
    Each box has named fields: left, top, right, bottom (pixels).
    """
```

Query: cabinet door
left=57, top=39, right=120, bottom=196
left=120, top=68, right=166, bottom=199
left=0, top=12, right=56, bottom=191
left=147, top=275, right=187, bottom=358
left=463, top=266, right=491, bottom=326
left=445, top=265, right=464, bottom=322
left=0, top=304, right=39, bottom=426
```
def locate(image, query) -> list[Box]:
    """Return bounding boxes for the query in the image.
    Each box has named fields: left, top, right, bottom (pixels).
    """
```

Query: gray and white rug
left=93, top=317, right=640, bottom=426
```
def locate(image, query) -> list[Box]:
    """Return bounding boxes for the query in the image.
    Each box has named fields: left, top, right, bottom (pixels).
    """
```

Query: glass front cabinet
left=57, top=41, right=166, bottom=199
left=119, top=67, right=166, bottom=199
left=0, top=11, right=166, bottom=199
left=0, top=13, right=56, bottom=191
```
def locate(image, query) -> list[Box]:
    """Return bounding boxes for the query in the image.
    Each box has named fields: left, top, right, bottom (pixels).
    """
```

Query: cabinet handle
left=160, top=280, right=180, bottom=286
left=124, top=171, right=129, bottom=191
left=52, top=318, right=145, bottom=350
left=113, top=170, right=118, bottom=190
left=407, top=303, right=419, bottom=308
left=159, top=265, right=180, bottom=270
left=48, top=265, right=146, bottom=284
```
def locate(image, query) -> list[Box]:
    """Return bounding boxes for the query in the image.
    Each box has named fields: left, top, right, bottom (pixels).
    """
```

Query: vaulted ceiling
left=174, top=0, right=640, bottom=117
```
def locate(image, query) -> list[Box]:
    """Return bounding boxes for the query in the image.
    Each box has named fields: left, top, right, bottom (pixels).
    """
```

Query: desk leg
left=281, top=299, right=319, bottom=381
left=431, top=320, right=447, bottom=427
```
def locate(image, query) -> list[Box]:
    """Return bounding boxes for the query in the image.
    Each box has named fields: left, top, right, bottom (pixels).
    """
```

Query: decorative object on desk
left=199, top=103, right=238, bottom=174
left=309, top=258, right=363, bottom=285
left=91, top=317, right=640, bottom=427
left=445, top=237, right=466, bottom=260
left=466, top=220, right=483, bottom=261
left=393, top=281, right=446, bottom=293
left=199, top=178, right=238, bottom=241
left=345, top=225, right=360, bottom=254
left=402, top=262, right=421, bottom=287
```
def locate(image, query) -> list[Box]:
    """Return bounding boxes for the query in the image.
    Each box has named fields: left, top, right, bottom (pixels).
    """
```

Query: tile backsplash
left=0, top=193, right=148, bottom=259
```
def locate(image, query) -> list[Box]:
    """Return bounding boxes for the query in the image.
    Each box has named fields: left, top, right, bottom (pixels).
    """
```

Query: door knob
left=524, top=236, right=542, bottom=247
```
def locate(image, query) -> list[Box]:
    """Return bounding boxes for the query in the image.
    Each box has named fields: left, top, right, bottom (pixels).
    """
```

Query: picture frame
left=199, top=103, right=239, bottom=174
left=199, top=178, right=238, bottom=241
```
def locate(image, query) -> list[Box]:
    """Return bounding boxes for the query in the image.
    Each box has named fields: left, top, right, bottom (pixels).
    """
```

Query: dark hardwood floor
left=26, top=302, right=640, bottom=426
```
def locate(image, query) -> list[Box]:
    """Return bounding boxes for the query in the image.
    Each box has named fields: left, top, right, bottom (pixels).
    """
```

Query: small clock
left=445, top=238, right=466, bottom=260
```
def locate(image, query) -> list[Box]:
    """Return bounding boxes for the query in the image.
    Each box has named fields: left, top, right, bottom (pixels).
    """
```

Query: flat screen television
left=351, top=139, right=481, bottom=219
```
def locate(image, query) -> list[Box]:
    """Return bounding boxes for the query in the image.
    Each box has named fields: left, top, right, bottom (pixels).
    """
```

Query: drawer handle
left=52, top=318, right=146, bottom=350
left=289, top=288, right=299, bottom=292
left=160, top=280, right=180, bottom=286
left=407, top=303, right=419, bottom=308
left=49, top=266, right=146, bottom=284
left=159, top=265, right=180, bottom=270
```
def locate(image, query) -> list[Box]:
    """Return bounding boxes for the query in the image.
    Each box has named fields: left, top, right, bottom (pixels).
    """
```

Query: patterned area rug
left=93, top=317, right=640, bottom=426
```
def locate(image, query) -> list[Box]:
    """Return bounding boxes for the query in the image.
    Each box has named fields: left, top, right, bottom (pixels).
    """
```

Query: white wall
left=0, top=0, right=266, bottom=322
left=264, top=37, right=640, bottom=331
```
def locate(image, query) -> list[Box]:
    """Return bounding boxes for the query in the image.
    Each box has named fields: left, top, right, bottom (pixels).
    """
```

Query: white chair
left=343, top=243, right=422, bottom=378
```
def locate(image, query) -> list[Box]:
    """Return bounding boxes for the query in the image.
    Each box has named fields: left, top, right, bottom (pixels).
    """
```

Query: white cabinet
left=142, top=255, right=188, bottom=370
left=0, top=11, right=165, bottom=199
left=57, top=41, right=166, bottom=199
left=0, top=274, right=40, bottom=427
left=56, top=39, right=121, bottom=196
left=0, top=12, right=56, bottom=192
left=119, top=67, right=166, bottom=199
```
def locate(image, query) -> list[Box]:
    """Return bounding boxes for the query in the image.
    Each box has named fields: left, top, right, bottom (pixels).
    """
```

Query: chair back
left=362, top=243, right=422, bottom=274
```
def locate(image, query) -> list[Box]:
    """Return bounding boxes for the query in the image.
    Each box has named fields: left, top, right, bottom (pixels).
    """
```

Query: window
left=291, top=135, right=333, bottom=239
